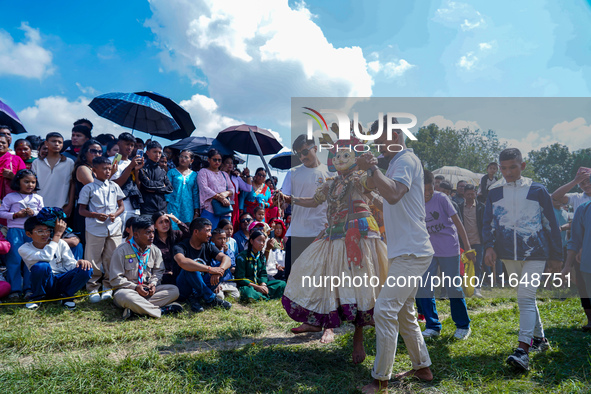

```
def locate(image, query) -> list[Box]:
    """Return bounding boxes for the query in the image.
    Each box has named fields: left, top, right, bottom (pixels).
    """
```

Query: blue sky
left=1, top=0, right=591, bottom=165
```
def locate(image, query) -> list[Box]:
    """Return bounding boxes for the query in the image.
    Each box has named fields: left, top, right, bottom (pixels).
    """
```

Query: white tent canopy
left=432, top=166, right=483, bottom=188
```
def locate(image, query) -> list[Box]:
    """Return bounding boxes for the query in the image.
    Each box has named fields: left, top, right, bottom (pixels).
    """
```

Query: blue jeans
left=6, top=228, right=32, bottom=293
left=29, top=262, right=93, bottom=301
left=200, top=209, right=231, bottom=231
left=416, top=255, right=471, bottom=331
left=176, top=269, right=216, bottom=303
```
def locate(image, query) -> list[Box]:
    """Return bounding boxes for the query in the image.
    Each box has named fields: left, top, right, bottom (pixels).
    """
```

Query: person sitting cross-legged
left=19, top=217, right=93, bottom=310
left=109, top=216, right=182, bottom=319
left=235, top=230, right=286, bottom=302
left=173, top=217, right=233, bottom=312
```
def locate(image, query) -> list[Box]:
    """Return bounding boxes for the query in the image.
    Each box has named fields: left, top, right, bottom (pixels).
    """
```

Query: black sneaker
left=507, top=348, right=529, bottom=371
left=203, top=297, right=232, bottom=310
left=190, top=299, right=205, bottom=313
left=530, top=337, right=550, bottom=352
left=160, top=302, right=183, bottom=316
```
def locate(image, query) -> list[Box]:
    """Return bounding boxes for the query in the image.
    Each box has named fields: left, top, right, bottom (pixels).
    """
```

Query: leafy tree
left=527, top=143, right=574, bottom=193
left=407, top=124, right=506, bottom=174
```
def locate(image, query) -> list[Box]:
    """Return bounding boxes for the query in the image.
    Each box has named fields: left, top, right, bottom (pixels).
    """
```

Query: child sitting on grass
left=234, top=230, right=285, bottom=302
left=19, top=217, right=92, bottom=310
left=208, top=228, right=239, bottom=300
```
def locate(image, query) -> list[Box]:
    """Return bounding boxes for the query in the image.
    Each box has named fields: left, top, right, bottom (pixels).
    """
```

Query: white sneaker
left=62, top=300, right=76, bottom=310
left=454, top=327, right=471, bottom=340
left=101, top=289, right=113, bottom=301
left=422, top=328, right=441, bottom=338
left=474, top=288, right=483, bottom=298
left=89, top=290, right=101, bottom=303
left=25, top=302, right=39, bottom=310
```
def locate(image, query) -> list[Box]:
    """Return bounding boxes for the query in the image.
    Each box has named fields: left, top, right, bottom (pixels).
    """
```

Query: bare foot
left=320, top=328, right=335, bottom=343
left=352, top=326, right=366, bottom=364
left=291, top=323, right=322, bottom=334
left=359, top=379, right=388, bottom=393
left=393, top=367, right=433, bottom=382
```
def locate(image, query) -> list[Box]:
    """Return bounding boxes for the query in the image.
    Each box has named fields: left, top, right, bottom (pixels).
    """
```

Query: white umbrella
left=432, top=166, right=481, bottom=188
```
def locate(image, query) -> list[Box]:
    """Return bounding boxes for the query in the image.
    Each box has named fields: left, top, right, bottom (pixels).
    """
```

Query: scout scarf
left=128, top=237, right=151, bottom=285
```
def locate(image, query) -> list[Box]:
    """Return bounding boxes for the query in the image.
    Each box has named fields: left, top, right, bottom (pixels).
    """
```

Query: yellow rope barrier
left=0, top=289, right=111, bottom=306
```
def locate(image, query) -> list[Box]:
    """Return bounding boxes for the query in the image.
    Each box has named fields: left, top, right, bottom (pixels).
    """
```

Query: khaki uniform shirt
left=109, top=242, right=164, bottom=291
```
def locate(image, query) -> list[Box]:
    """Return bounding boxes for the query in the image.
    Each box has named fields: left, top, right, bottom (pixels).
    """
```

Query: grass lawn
left=0, top=288, right=590, bottom=393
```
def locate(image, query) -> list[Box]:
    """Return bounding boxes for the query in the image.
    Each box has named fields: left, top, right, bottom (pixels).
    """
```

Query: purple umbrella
left=0, top=99, right=27, bottom=134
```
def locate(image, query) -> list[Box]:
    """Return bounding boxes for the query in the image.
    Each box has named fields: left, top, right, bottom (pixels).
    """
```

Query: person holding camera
left=109, top=216, right=182, bottom=319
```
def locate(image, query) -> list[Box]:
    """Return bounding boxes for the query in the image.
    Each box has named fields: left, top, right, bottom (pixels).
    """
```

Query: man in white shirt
left=31, top=133, right=75, bottom=216
left=359, top=117, right=434, bottom=393
left=109, top=132, right=144, bottom=229
left=275, top=135, right=334, bottom=280
left=552, top=167, right=591, bottom=214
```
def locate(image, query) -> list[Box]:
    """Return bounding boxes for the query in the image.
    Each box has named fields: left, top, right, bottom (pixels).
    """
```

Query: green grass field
left=1, top=288, right=590, bottom=393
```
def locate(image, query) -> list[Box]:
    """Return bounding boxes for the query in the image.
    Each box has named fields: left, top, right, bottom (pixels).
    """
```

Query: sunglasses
left=89, top=149, right=102, bottom=155
left=294, top=146, right=315, bottom=157
left=211, top=158, right=222, bottom=163
left=240, top=218, right=253, bottom=223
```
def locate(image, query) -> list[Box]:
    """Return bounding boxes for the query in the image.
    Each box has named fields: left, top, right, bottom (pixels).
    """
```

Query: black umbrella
left=0, top=99, right=27, bottom=134
left=269, top=151, right=300, bottom=170
left=167, top=136, right=245, bottom=164
left=167, top=136, right=233, bottom=156
left=88, top=92, right=181, bottom=139
left=217, top=124, right=283, bottom=186
left=135, top=91, right=195, bottom=139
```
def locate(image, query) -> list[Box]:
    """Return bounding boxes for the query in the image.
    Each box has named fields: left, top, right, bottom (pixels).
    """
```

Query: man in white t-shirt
left=359, top=117, right=434, bottom=393
left=552, top=167, right=591, bottom=214
left=551, top=166, right=591, bottom=331
left=275, top=135, right=334, bottom=280
left=108, top=133, right=144, bottom=229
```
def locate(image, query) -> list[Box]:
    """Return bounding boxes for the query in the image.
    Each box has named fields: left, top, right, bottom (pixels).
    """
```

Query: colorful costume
left=166, top=168, right=199, bottom=229
left=282, top=141, right=389, bottom=328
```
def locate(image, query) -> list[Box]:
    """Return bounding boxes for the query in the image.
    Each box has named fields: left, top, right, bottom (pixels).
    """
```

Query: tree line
left=405, top=124, right=590, bottom=193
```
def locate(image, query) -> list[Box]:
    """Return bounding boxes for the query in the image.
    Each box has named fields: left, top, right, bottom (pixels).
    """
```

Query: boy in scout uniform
left=109, top=216, right=182, bottom=318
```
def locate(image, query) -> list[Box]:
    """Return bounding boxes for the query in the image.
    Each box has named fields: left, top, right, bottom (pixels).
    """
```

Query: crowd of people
left=0, top=114, right=589, bottom=392
left=0, top=119, right=291, bottom=318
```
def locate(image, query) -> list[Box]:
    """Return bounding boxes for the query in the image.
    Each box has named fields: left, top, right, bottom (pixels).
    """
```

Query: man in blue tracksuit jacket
left=482, top=148, right=562, bottom=371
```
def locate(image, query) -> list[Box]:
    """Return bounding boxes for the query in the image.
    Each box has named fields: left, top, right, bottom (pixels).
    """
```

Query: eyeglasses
left=240, top=218, right=253, bottom=223
left=33, top=229, right=51, bottom=235
left=294, top=146, right=315, bottom=157
left=89, top=149, right=102, bottom=155
left=211, top=158, right=222, bottom=163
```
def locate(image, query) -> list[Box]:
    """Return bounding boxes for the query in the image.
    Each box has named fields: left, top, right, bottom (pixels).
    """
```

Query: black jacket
left=138, top=159, right=173, bottom=214
left=457, top=200, right=485, bottom=248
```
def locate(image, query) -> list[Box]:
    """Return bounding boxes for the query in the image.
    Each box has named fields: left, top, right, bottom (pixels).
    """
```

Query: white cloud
left=0, top=23, right=54, bottom=79
left=145, top=0, right=373, bottom=122
left=479, top=42, right=492, bottom=50
left=500, top=131, right=554, bottom=157
left=383, top=59, right=415, bottom=78
left=75, top=83, right=98, bottom=96
left=179, top=93, right=242, bottom=138
left=367, top=59, right=414, bottom=78
left=551, top=117, right=591, bottom=148
left=434, top=1, right=485, bottom=31
left=17, top=96, right=123, bottom=138
left=422, top=115, right=480, bottom=131
left=458, top=52, right=478, bottom=70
